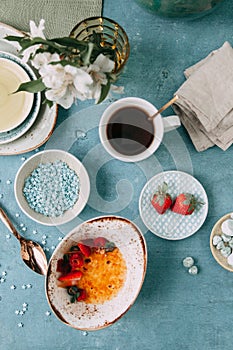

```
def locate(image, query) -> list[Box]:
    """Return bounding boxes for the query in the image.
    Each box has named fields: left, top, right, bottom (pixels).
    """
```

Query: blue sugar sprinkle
left=23, top=160, right=80, bottom=217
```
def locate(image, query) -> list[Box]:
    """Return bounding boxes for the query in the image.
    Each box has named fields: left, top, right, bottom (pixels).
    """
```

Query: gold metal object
left=0, top=207, right=47, bottom=275
left=148, top=95, right=178, bottom=120
left=70, top=16, right=130, bottom=74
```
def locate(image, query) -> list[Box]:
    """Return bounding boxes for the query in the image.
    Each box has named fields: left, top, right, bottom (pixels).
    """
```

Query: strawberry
left=58, top=270, right=83, bottom=282
left=93, top=237, right=107, bottom=248
left=151, top=182, right=172, bottom=214
left=69, top=251, right=84, bottom=269
left=77, top=243, right=92, bottom=257
left=171, top=193, right=203, bottom=215
left=77, top=288, right=87, bottom=302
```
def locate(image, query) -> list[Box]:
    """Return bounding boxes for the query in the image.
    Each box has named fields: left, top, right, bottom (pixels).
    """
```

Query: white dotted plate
left=139, top=171, right=208, bottom=240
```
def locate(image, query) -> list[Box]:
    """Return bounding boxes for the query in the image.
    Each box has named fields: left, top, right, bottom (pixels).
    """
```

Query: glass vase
left=70, top=17, right=130, bottom=74
left=134, top=0, right=224, bottom=18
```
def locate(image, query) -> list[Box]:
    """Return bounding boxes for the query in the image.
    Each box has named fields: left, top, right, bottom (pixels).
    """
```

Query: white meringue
left=227, top=252, right=233, bottom=267
left=221, top=219, right=233, bottom=236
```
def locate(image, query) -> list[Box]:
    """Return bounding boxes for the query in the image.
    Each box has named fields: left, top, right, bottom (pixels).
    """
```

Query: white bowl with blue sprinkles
left=14, top=150, right=90, bottom=226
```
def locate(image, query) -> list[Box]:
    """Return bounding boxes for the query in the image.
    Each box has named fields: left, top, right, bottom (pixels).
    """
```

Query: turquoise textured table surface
left=1, top=0, right=233, bottom=349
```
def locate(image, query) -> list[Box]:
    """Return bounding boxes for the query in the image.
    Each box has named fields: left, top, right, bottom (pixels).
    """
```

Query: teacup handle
left=162, top=115, right=181, bottom=133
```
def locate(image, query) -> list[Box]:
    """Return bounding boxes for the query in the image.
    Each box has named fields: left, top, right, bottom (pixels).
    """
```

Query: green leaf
left=13, top=78, right=46, bottom=94
left=105, top=241, right=116, bottom=252
left=49, top=59, right=81, bottom=68
left=97, top=79, right=111, bottom=104
left=42, top=99, right=54, bottom=108
left=161, top=182, right=168, bottom=193
left=18, top=37, right=63, bottom=52
left=50, top=37, right=87, bottom=50
left=4, top=35, right=24, bottom=43
left=81, top=42, right=94, bottom=66
left=70, top=295, right=76, bottom=303
left=70, top=291, right=80, bottom=303
left=88, top=31, right=102, bottom=46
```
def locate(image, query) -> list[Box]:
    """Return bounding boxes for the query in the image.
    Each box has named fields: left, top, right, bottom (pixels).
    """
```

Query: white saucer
left=139, top=170, right=208, bottom=240
left=0, top=23, right=57, bottom=154
left=0, top=51, right=41, bottom=144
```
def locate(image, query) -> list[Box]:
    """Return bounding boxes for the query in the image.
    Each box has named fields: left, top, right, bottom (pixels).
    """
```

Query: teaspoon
left=0, top=207, right=48, bottom=275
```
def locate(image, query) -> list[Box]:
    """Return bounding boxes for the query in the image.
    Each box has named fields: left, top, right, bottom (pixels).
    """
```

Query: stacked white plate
left=0, top=51, right=41, bottom=144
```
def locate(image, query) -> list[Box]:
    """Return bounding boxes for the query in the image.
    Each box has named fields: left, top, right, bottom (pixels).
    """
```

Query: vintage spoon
left=148, top=95, right=178, bottom=120
left=0, top=207, right=48, bottom=275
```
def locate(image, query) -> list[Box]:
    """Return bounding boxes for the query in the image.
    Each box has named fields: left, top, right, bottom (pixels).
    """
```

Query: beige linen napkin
left=0, top=0, right=102, bottom=38
left=173, top=41, right=233, bottom=152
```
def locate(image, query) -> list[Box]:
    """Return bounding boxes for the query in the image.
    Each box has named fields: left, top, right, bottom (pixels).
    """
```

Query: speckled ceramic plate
left=0, top=22, right=58, bottom=154
left=210, top=213, right=233, bottom=272
left=46, top=216, right=147, bottom=330
left=0, top=51, right=41, bottom=144
left=139, top=171, right=208, bottom=240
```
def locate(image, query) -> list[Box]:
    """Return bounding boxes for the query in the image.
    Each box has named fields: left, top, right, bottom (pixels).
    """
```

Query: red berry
left=93, top=237, right=107, bottom=248
left=172, top=193, right=203, bottom=216
left=58, top=270, right=83, bottom=282
left=151, top=182, right=172, bottom=214
left=77, top=289, right=87, bottom=301
left=69, top=252, right=84, bottom=269
left=77, top=243, right=92, bottom=257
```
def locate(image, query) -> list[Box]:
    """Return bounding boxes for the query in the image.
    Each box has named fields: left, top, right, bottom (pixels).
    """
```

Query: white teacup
left=99, top=97, right=181, bottom=162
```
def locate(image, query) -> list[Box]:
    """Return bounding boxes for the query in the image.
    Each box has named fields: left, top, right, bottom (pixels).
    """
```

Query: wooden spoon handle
left=0, top=207, right=22, bottom=241
left=148, top=95, right=178, bottom=120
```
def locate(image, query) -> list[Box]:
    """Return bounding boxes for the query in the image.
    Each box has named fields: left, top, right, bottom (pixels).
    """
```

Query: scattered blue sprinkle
left=23, top=161, right=80, bottom=217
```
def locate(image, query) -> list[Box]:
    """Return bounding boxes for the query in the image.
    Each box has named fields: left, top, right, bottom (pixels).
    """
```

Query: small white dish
left=14, top=150, right=90, bottom=226
left=210, top=213, right=233, bottom=272
left=0, top=56, right=34, bottom=132
left=139, top=170, right=208, bottom=240
left=0, top=22, right=57, bottom=154
left=0, top=51, right=41, bottom=144
left=46, top=216, right=147, bottom=330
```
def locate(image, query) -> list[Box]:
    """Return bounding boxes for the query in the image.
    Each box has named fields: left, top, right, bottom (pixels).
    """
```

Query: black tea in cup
left=106, top=106, right=155, bottom=156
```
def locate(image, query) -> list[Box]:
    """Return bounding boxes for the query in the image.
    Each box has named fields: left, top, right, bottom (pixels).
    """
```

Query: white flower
left=29, top=19, right=45, bottom=39
left=21, top=19, right=46, bottom=63
left=93, top=54, right=115, bottom=73
left=21, top=46, right=38, bottom=63
left=31, top=52, right=60, bottom=69
left=41, top=63, right=93, bottom=109
left=110, top=85, right=124, bottom=94
left=5, top=19, right=124, bottom=108
left=85, top=54, right=115, bottom=102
